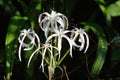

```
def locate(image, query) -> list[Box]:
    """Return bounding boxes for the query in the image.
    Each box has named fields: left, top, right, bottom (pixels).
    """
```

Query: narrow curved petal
left=57, top=13, right=68, bottom=29
left=24, top=44, right=34, bottom=51
left=41, top=47, right=47, bottom=72
left=39, top=17, right=50, bottom=31
left=18, top=35, right=26, bottom=61
left=57, top=17, right=64, bottom=29
left=18, top=29, right=40, bottom=62
left=71, top=28, right=89, bottom=53
left=27, top=33, right=35, bottom=41
left=27, top=32, right=41, bottom=66
left=34, top=32, right=41, bottom=48
left=63, top=30, right=71, bottom=34
left=38, top=12, right=50, bottom=23
left=63, top=35, right=73, bottom=57
left=38, top=10, right=69, bottom=34
left=58, top=36, right=62, bottom=60
left=83, top=32, right=89, bottom=53
left=45, top=34, right=58, bottom=43
left=27, top=48, right=40, bottom=67
left=79, top=34, right=85, bottom=51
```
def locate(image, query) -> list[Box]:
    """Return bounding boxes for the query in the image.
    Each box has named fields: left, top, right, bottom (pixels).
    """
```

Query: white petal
left=18, top=35, right=26, bottom=61
left=41, top=48, right=47, bottom=72
left=83, top=32, right=89, bottom=53
left=58, top=36, right=62, bottom=60
left=27, top=48, right=39, bottom=67
left=57, top=17, right=64, bottom=29
left=45, top=34, right=58, bottom=43
left=24, top=44, right=34, bottom=51
left=40, top=17, right=50, bottom=31
left=63, top=30, right=71, bottom=34
left=27, top=33, right=35, bottom=41
left=38, top=12, right=50, bottom=23
left=79, top=34, right=85, bottom=51
left=63, top=35, right=73, bottom=57
left=34, top=32, right=41, bottom=48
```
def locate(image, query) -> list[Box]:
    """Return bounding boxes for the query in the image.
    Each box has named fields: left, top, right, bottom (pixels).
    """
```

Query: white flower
left=18, top=29, right=40, bottom=61
left=71, top=28, right=89, bottom=53
left=29, top=43, right=58, bottom=72
left=38, top=10, right=68, bottom=38
left=45, top=29, right=73, bottom=59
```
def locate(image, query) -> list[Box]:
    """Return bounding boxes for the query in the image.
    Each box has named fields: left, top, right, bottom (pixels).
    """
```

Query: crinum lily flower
left=28, top=43, right=58, bottom=73
left=38, top=10, right=68, bottom=38
left=18, top=10, right=90, bottom=80
left=71, top=28, right=89, bottom=53
left=45, top=29, right=73, bottom=59
left=18, top=28, right=40, bottom=61
left=39, top=43, right=58, bottom=72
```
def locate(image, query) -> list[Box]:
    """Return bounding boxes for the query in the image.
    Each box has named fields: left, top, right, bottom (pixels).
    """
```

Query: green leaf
left=2, top=0, right=16, bottom=15
left=5, top=13, right=29, bottom=79
left=82, top=22, right=108, bottom=76
left=35, top=3, right=41, bottom=11
left=29, top=0, right=42, bottom=11
left=95, top=0, right=105, bottom=4
left=18, top=0, right=29, bottom=14
left=5, top=20, right=18, bottom=79
left=91, top=37, right=107, bottom=76
left=110, top=36, right=120, bottom=62
left=106, top=0, right=120, bottom=17
left=95, top=0, right=106, bottom=14
left=0, top=50, right=4, bottom=63
left=0, top=0, right=3, bottom=5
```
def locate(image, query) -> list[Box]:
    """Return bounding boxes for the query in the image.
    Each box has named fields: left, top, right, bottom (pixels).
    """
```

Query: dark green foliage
left=0, top=0, right=120, bottom=80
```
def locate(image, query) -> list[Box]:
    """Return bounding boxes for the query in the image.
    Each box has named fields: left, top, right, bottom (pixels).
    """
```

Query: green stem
left=34, top=43, right=50, bottom=65
left=85, top=54, right=94, bottom=78
left=31, top=21, right=35, bottom=30
left=54, top=37, right=58, bottom=63
left=39, top=51, right=50, bottom=65
left=57, top=49, right=70, bottom=65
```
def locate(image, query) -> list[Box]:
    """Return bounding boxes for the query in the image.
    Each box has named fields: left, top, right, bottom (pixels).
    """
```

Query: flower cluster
left=18, top=10, right=89, bottom=79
